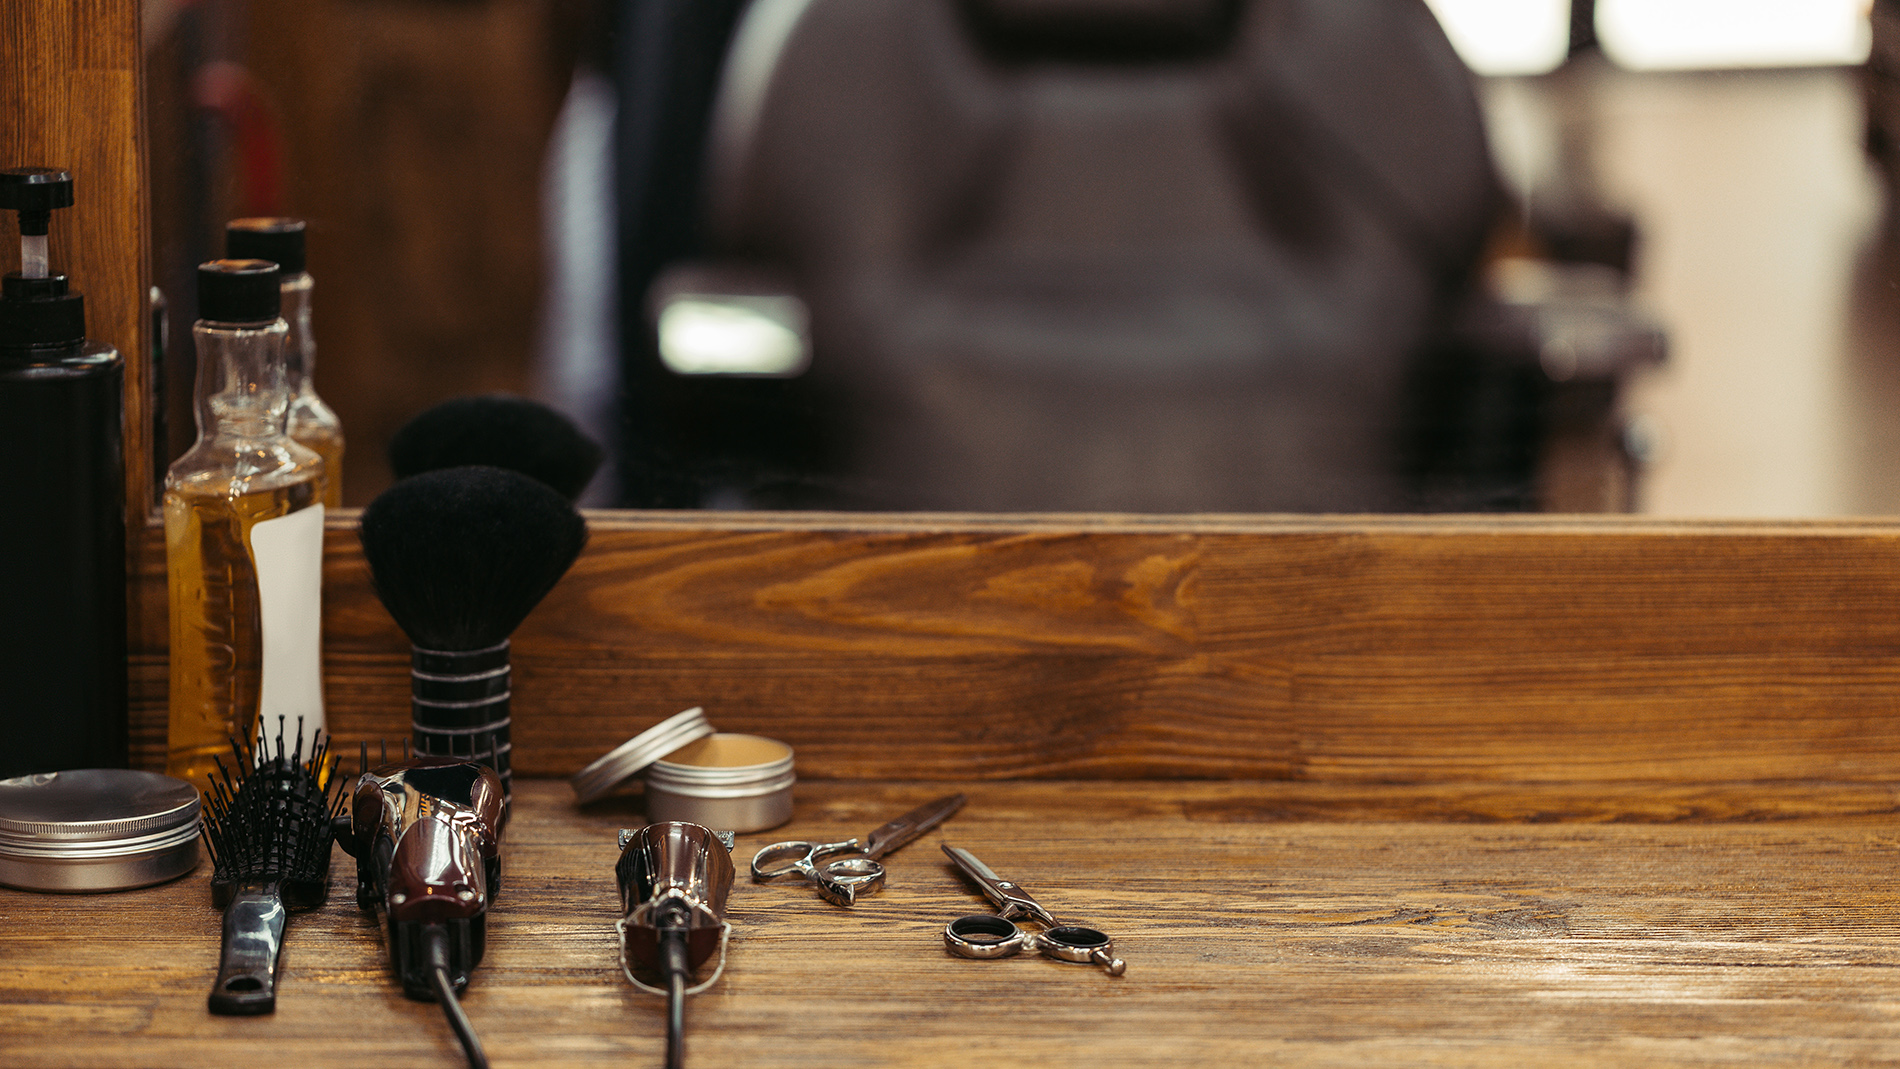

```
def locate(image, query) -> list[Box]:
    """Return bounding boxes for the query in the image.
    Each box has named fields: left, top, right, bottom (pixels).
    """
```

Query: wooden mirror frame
left=7, top=0, right=1895, bottom=787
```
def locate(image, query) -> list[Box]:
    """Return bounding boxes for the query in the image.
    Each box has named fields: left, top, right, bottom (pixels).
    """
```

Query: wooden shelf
left=5, top=778, right=1899, bottom=1066
left=119, top=512, right=1900, bottom=786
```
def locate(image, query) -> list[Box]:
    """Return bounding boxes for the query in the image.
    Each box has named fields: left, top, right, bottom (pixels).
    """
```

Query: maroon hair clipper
left=338, top=747, right=505, bottom=1068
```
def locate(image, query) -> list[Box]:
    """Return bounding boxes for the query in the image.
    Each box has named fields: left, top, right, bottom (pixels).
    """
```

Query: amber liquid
left=293, top=421, right=345, bottom=509
left=282, top=274, right=344, bottom=509
left=163, top=477, right=320, bottom=789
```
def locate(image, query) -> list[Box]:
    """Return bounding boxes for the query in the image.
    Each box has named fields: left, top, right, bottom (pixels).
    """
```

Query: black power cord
left=424, top=925, right=489, bottom=1069
left=657, top=901, right=694, bottom=1069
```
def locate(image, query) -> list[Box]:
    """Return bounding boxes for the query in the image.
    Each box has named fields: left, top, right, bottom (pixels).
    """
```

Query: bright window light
left=657, top=295, right=809, bottom=376
left=1597, top=0, right=1870, bottom=71
left=1424, top=0, right=1571, bottom=76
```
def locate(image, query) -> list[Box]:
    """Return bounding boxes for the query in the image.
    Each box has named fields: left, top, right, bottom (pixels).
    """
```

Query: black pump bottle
left=0, top=167, right=128, bottom=776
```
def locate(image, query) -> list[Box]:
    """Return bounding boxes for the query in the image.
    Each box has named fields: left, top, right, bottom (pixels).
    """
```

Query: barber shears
left=941, top=843, right=1125, bottom=976
left=751, top=793, right=966, bottom=906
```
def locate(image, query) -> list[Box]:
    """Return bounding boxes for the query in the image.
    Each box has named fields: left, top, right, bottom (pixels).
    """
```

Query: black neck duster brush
left=201, top=716, right=343, bottom=1015
left=388, top=394, right=604, bottom=501
left=357, top=465, right=588, bottom=803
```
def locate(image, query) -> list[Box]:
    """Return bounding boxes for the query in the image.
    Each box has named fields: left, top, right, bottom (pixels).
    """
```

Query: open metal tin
left=571, top=707, right=794, bottom=833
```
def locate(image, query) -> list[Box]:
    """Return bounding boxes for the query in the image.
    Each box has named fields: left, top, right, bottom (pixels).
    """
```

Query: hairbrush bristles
left=201, top=716, right=343, bottom=908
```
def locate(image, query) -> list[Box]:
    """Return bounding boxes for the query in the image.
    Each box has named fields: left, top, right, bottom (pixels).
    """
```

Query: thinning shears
left=941, top=843, right=1125, bottom=976
left=751, top=793, right=966, bottom=906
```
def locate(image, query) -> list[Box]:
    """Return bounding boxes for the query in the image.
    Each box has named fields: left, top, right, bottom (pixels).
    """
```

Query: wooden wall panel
left=128, top=513, right=1900, bottom=784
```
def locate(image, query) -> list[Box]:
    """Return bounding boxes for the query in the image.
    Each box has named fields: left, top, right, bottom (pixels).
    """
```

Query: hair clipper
left=338, top=751, right=505, bottom=1067
left=616, top=823, right=734, bottom=1069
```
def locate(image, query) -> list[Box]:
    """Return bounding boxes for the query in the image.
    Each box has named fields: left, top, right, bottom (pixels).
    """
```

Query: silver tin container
left=645, top=733, right=795, bottom=832
left=0, top=769, right=201, bottom=893
left=571, top=707, right=795, bottom=833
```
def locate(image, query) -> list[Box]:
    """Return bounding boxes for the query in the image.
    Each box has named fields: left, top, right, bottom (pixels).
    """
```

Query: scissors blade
left=941, top=843, right=1057, bottom=925
left=862, top=793, right=966, bottom=859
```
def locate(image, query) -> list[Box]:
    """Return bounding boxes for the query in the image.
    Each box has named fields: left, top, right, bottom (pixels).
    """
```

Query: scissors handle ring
left=944, top=914, right=1029, bottom=959
left=944, top=917, right=1126, bottom=975
left=751, top=840, right=822, bottom=880
left=812, top=851, right=885, bottom=906
left=1038, top=925, right=1125, bottom=975
left=752, top=837, right=867, bottom=880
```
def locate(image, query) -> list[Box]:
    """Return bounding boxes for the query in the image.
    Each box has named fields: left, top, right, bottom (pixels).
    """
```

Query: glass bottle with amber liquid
left=165, top=259, right=327, bottom=790
left=227, top=218, right=344, bottom=507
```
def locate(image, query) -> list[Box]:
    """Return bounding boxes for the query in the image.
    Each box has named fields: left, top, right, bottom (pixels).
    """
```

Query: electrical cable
left=425, top=927, right=489, bottom=1069
left=659, top=903, right=692, bottom=1069
left=666, top=971, right=686, bottom=1069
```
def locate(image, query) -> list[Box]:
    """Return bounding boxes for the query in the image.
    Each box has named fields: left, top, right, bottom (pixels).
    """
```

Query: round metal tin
left=646, top=733, right=795, bottom=833
left=0, top=769, right=202, bottom=893
left=569, top=706, right=716, bottom=803
left=572, top=710, right=796, bottom=832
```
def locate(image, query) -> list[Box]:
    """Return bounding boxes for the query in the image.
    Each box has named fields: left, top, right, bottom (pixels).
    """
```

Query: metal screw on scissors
left=750, top=794, right=966, bottom=906
left=941, top=843, right=1126, bottom=976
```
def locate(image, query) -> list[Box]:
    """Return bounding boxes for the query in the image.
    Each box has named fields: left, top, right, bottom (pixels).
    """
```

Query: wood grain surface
left=121, top=512, right=1900, bottom=784
left=5, top=778, right=1900, bottom=1067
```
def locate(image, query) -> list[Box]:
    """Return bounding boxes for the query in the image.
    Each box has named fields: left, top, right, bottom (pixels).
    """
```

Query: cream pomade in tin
left=645, top=732, right=795, bottom=833
left=572, top=707, right=795, bottom=833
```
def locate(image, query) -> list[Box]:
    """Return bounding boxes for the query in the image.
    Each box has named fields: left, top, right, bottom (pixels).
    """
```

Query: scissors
left=751, top=793, right=966, bottom=906
left=941, top=843, right=1125, bottom=976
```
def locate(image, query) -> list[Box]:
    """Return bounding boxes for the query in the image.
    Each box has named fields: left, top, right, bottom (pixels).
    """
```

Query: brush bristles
left=358, top=465, right=589, bottom=651
left=388, top=395, right=604, bottom=501
left=201, top=717, right=343, bottom=886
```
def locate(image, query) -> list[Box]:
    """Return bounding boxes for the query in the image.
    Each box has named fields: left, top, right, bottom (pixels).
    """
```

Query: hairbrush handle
left=207, top=882, right=286, bottom=1015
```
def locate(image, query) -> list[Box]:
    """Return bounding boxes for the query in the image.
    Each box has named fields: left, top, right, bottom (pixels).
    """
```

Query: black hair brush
left=200, top=716, right=343, bottom=1015
left=388, top=394, right=604, bottom=501
left=357, top=464, right=588, bottom=802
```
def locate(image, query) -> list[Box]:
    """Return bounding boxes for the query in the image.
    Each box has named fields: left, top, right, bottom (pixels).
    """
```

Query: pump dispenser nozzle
left=0, top=169, right=83, bottom=352
left=1, top=167, right=72, bottom=280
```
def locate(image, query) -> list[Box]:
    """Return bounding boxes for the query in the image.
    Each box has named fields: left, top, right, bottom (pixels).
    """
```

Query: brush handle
left=411, top=642, right=512, bottom=798
left=208, top=881, right=286, bottom=1015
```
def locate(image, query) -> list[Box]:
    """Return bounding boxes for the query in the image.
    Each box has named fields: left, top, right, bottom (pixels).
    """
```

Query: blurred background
left=142, top=0, right=1900, bottom=516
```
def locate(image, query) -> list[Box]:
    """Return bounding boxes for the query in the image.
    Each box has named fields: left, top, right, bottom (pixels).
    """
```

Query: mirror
left=144, top=0, right=589, bottom=509
left=140, top=0, right=1897, bottom=517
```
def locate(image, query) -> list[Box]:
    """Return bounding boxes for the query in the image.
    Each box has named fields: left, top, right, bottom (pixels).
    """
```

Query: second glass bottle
left=226, top=217, right=344, bottom=508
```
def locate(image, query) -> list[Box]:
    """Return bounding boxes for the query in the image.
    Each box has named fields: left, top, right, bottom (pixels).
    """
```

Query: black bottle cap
left=197, top=259, right=281, bottom=323
left=0, top=272, right=85, bottom=352
left=0, top=169, right=75, bottom=236
left=225, top=217, right=306, bottom=275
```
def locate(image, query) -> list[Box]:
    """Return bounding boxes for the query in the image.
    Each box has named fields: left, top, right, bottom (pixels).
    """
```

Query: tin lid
left=0, top=771, right=202, bottom=894
left=0, top=770, right=201, bottom=845
left=570, top=707, right=717, bottom=804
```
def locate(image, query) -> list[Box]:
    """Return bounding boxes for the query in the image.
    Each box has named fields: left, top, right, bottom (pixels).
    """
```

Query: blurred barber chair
left=620, top=0, right=1663, bottom=512
left=1865, top=0, right=1900, bottom=192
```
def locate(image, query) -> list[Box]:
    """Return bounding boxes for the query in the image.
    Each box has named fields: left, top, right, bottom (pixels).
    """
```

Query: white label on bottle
left=250, top=503, right=326, bottom=756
